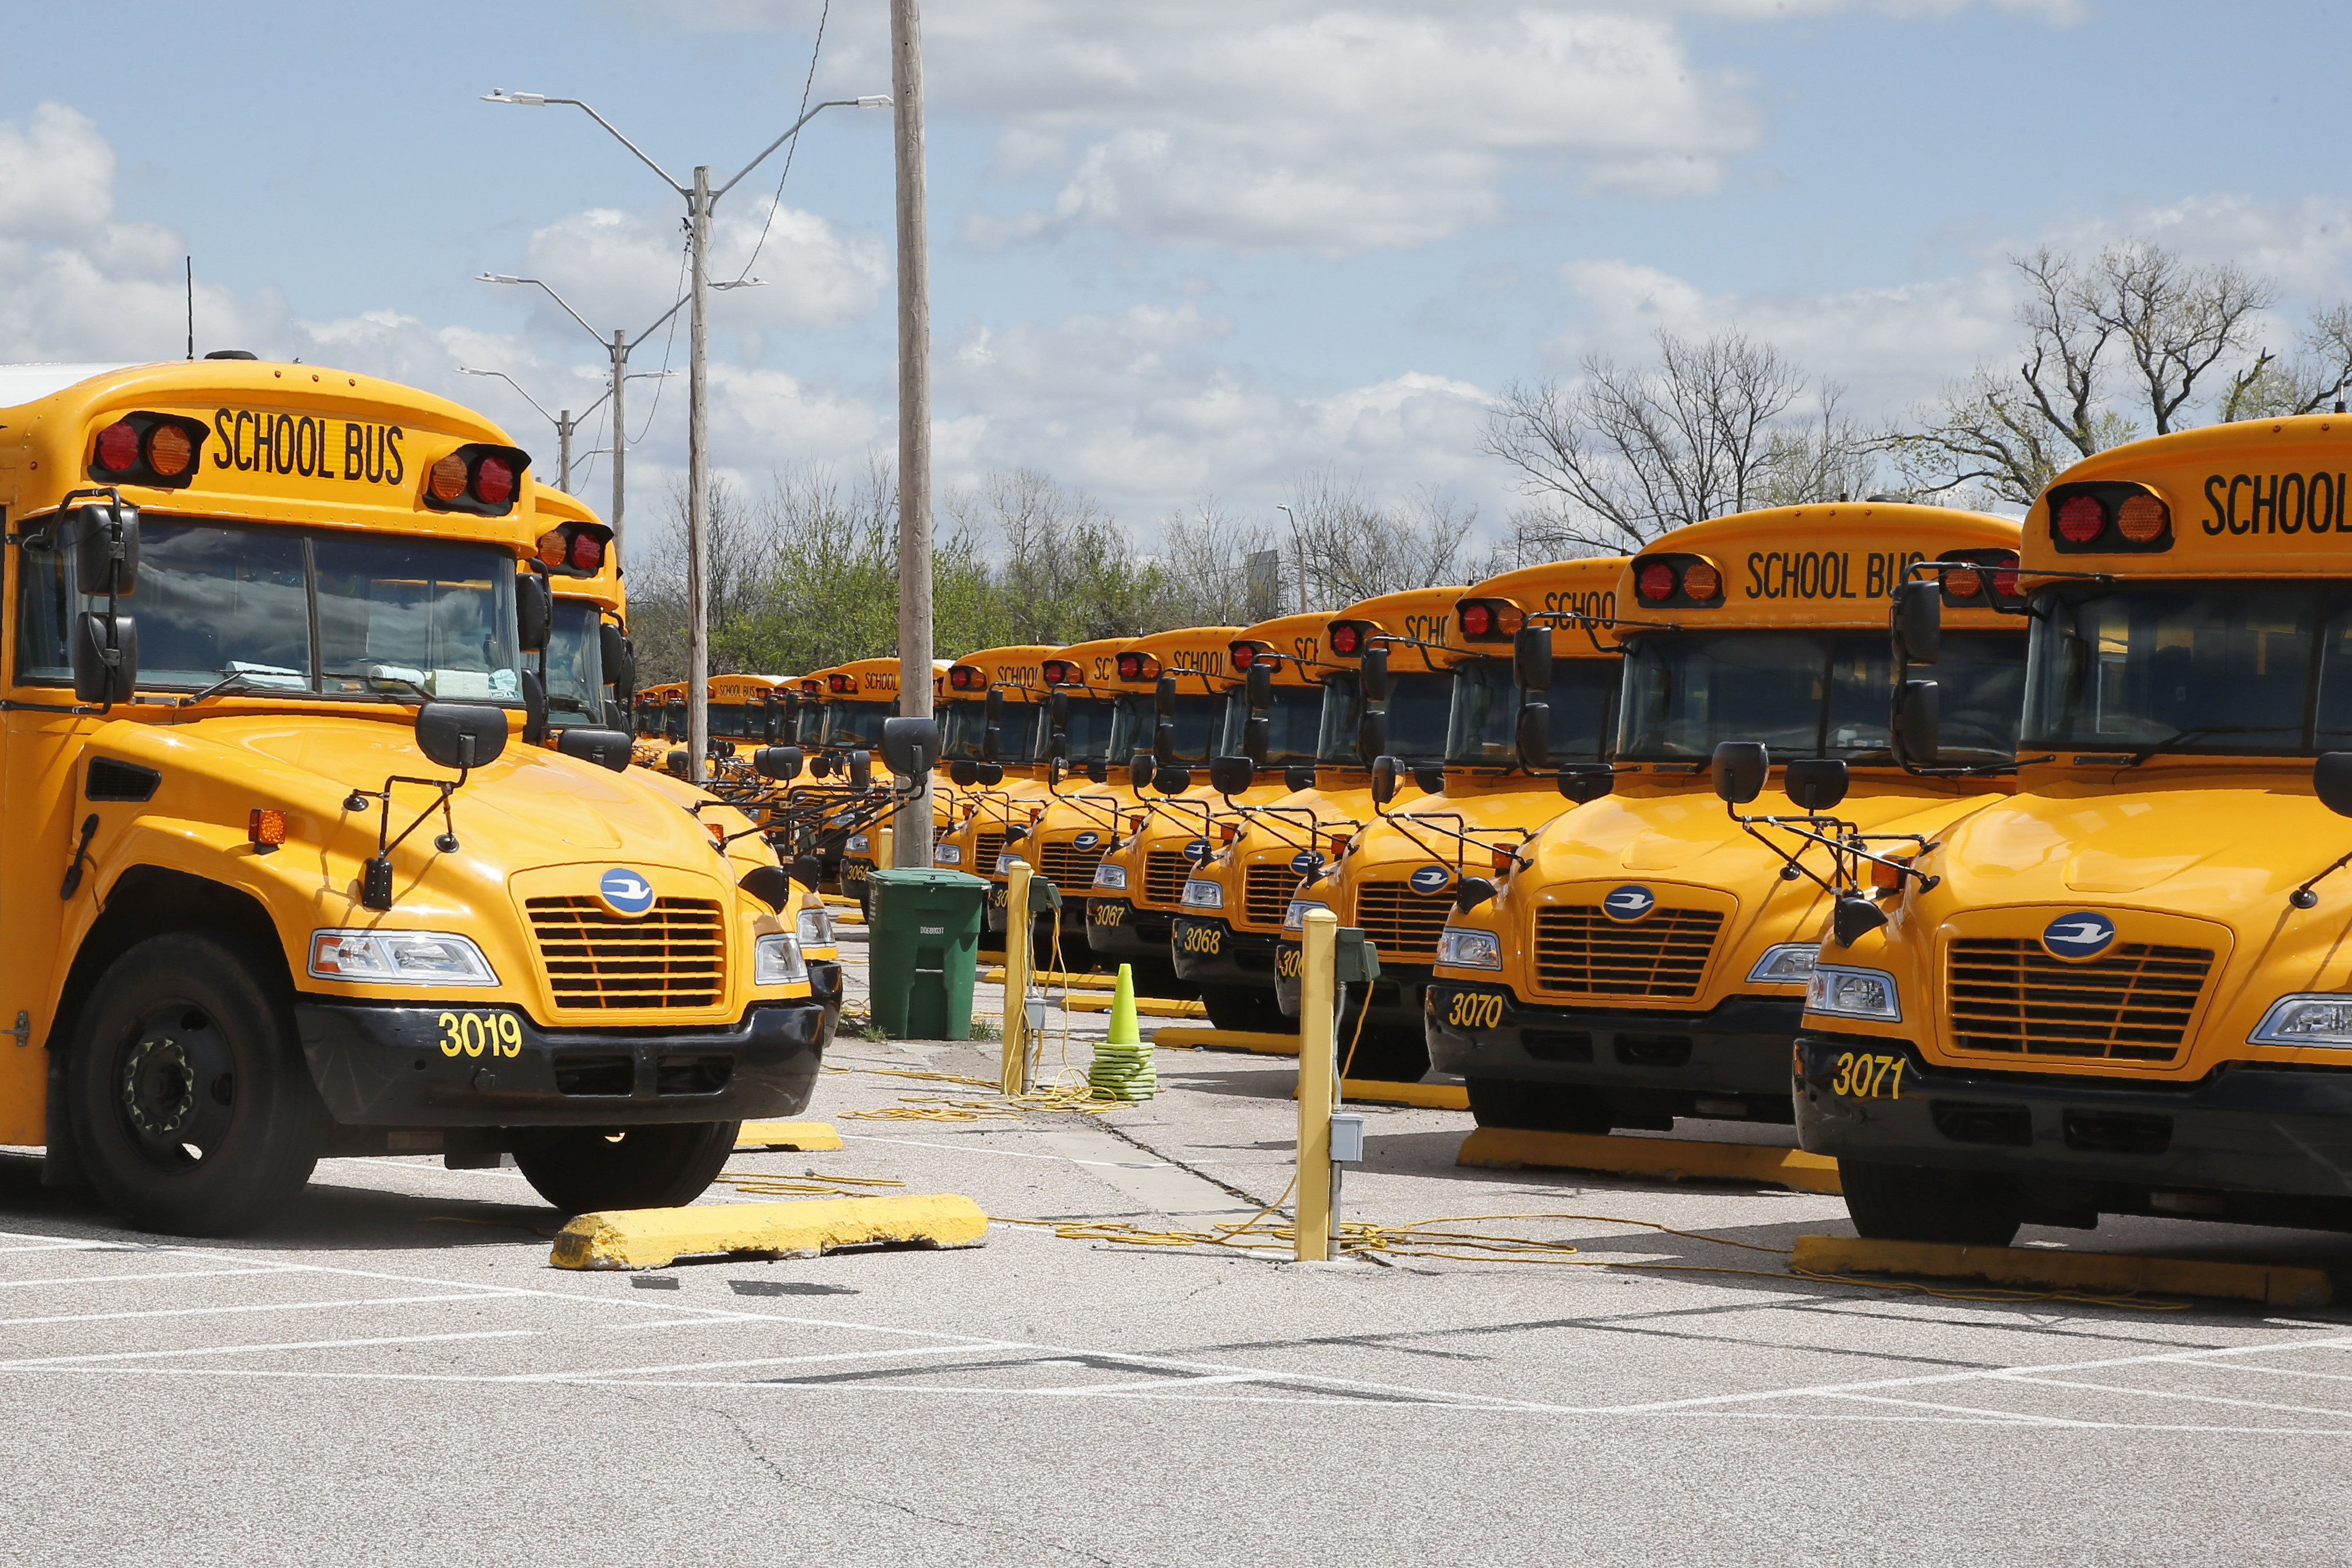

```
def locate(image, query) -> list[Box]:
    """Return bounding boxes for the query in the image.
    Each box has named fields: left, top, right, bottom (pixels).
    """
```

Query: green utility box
left=866, top=868, right=989, bottom=1039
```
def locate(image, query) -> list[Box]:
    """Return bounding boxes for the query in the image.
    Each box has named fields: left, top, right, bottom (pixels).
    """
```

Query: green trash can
left=866, top=868, right=989, bottom=1039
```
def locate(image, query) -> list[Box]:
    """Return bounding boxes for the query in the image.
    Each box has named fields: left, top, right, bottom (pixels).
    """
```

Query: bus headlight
left=1807, top=965, right=1901, bottom=1021
left=753, top=932, right=808, bottom=987
left=1437, top=928, right=1502, bottom=970
left=845, top=834, right=870, bottom=853
left=309, top=930, right=498, bottom=987
left=1094, top=862, right=1128, bottom=890
left=796, top=908, right=836, bottom=948
left=2250, top=994, right=2352, bottom=1047
left=1283, top=898, right=1332, bottom=930
left=934, top=843, right=963, bottom=865
left=1181, top=878, right=1222, bottom=910
left=1747, top=944, right=1819, bottom=984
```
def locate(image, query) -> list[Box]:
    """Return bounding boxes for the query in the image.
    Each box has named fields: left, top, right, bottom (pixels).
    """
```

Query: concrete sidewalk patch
left=1792, top=1235, right=2334, bottom=1307
left=550, top=1194, right=991, bottom=1270
left=734, top=1121, right=844, bottom=1151
left=1458, top=1127, right=1843, bottom=1194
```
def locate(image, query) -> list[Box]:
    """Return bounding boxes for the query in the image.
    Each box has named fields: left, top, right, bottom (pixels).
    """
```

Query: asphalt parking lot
left=7, top=939, right=2352, bottom=1566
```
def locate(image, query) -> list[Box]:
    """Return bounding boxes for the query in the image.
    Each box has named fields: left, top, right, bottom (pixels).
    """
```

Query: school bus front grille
left=526, top=897, right=726, bottom=1011
left=1144, top=851, right=1192, bottom=906
left=1038, top=837, right=1106, bottom=892
left=1355, top=880, right=1450, bottom=961
left=1244, top=864, right=1299, bottom=928
left=1531, top=905, right=1722, bottom=999
left=973, top=832, right=1006, bottom=876
left=1946, top=939, right=2211, bottom=1062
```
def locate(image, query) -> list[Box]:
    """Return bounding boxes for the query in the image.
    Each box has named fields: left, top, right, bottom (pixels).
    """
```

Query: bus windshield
left=706, top=702, right=752, bottom=739
left=1622, top=630, right=2023, bottom=764
left=543, top=600, right=605, bottom=718
left=1055, top=696, right=1117, bottom=762
left=1448, top=656, right=1616, bottom=766
left=824, top=699, right=896, bottom=750
left=1223, top=684, right=1323, bottom=767
left=1319, top=671, right=1450, bottom=766
left=2023, top=583, right=2352, bottom=757
left=941, top=698, right=1042, bottom=763
left=1107, top=692, right=1222, bottom=766
left=17, top=518, right=519, bottom=699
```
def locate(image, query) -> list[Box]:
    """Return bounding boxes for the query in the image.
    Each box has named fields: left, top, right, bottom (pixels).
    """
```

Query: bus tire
left=1341, top=1020, right=1429, bottom=1084
left=515, top=1122, right=740, bottom=1216
left=1839, top=1158, right=2023, bottom=1248
left=1465, top=1076, right=1611, bottom=1134
left=1200, top=985, right=1295, bottom=1035
left=66, top=933, right=327, bottom=1237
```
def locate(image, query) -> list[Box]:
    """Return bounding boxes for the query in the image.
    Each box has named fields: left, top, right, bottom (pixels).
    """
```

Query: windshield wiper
left=177, top=672, right=270, bottom=707
left=2121, top=726, right=2280, bottom=766
left=320, top=667, right=434, bottom=703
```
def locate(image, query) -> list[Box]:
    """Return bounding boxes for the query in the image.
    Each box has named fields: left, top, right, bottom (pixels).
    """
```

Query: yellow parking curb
left=1064, top=994, right=1204, bottom=1018
left=550, top=1193, right=990, bottom=1270
left=734, top=1120, right=843, bottom=1151
left=1153, top=1025, right=1299, bottom=1055
left=981, top=967, right=1118, bottom=989
left=1340, top=1080, right=1469, bottom=1110
left=1791, top=1235, right=2333, bottom=1307
left=1457, top=1127, right=1843, bottom=1194
left=835, top=908, right=865, bottom=926
left=819, top=894, right=860, bottom=907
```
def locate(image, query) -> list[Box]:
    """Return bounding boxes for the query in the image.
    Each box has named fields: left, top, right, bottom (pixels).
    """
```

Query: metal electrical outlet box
left=1333, top=928, right=1382, bottom=985
left=1329, top=1112, right=1366, bottom=1163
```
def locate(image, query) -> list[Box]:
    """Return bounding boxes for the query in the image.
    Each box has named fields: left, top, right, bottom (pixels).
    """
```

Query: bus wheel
left=1200, top=985, right=1295, bottom=1035
left=1341, top=1021, right=1429, bottom=1084
left=1839, top=1159, right=2022, bottom=1247
left=67, top=934, right=327, bottom=1237
left=515, top=1122, right=739, bottom=1216
left=1465, top=1077, right=1611, bottom=1134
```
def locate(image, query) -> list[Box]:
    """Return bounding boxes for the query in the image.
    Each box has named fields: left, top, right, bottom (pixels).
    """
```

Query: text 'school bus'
left=1796, top=424, right=2352, bottom=1242
left=823, top=658, right=950, bottom=901
left=1274, top=561, right=1623, bottom=1080
left=0, top=360, right=829, bottom=1234
left=1001, top=637, right=1138, bottom=972
left=927, top=644, right=1058, bottom=955
left=1430, top=504, right=2026, bottom=1134
left=1083, top=626, right=1250, bottom=998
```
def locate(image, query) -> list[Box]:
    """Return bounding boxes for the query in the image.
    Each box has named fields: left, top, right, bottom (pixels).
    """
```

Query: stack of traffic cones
left=1088, top=964, right=1157, bottom=1102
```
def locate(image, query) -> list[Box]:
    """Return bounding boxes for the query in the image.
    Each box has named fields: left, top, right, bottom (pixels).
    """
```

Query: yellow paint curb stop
left=1457, top=1127, right=1843, bottom=1194
left=819, top=894, right=860, bottom=907
left=734, top=1120, right=843, bottom=1151
left=1065, top=994, right=1205, bottom=1018
left=1340, top=1080, right=1469, bottom=1110
left=981, top=967, right=1118, bottom=989
left=1153, top=1025, right=1300, bottom=1055
left=551, top=1193, right=989, bottom=1270
left=1790, top=1234, right=2333, bottom=1307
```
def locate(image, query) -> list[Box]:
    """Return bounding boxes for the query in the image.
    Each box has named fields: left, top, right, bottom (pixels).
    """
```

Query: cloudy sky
left=1, top=1, right=2346, bottom=551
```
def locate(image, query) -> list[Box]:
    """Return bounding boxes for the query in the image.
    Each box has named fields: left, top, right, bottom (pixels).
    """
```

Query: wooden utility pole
left=684, top=164, right=714, bottom=785
left=891, top=0, right=935, bottom=866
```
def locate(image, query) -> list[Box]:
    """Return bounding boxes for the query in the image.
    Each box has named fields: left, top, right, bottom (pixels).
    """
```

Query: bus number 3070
left=1831, top=1052, right=1904, bottom=1099
left=1446, top=991, right=1504, bottom=1030
left=439, top=1011, right=523, bottom=1059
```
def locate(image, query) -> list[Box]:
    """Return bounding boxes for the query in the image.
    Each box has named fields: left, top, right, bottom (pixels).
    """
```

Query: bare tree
left=1480, top=328, right=1819, bottom=554
left=1157, top=496, right=1281, bottom=626
left=949, top=468, right=1168, bottom=643
left=1280, top=469, right=1473, bottom=609
left=2222, top=303, right=2352, bottom=421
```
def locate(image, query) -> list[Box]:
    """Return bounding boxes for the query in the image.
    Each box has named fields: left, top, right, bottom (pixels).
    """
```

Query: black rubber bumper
left=1169, top=917, right=1282, bottom=985
left=293, top=999, right=827, bottom=1127
left=1269, top=939, right=1429, bottom=1032
left=1794, top=1032, right=2352, bottom=1204
left=1426, top=982, right=1802, bottom=1102
left=1085, top=897, right=1173, bottom=960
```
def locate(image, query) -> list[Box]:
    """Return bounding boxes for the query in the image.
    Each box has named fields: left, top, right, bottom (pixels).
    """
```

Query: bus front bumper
left=1276, top=940, right=1433, bottom=1032
left=1795, top=1032, right=2352, bottom=1211
left=1425, top=983, right=1803, bottom=1122
left=1085, top=898, right=1173, bottom=960
left=1169, top=917, right=1281, bottom=985
left=294, top=998, right=829, bottom=1128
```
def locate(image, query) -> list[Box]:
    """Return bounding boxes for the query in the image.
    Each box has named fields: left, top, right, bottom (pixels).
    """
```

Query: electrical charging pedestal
left=998, top=857, right=1062, bottom=1094
left=1294, top=910, right=1376, bottom=1262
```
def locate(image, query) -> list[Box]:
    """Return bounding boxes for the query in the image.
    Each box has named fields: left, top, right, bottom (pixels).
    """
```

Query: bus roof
left=816, top=657, right=950, bottom=702
left=531, top=481, right=622, bottom=616
left=1110, top=627, right=1243, bottom=694
left=0, top=359, right=536, bottom=551
left=1329, top=585, right=1471, bottom=676
left=1630, top=502, right=2021, bottom=630
left=1042, top=638, right=1129, bottom=698
left=1230, top=611, right=1336, bottom=689
left=2025, top=413, right=2352, bottom=578
left=1461, top=554, right=1628, bottom=658
left=708, top=674, right=784, bottom=703
left=948, top=646, right=1060, bottom=704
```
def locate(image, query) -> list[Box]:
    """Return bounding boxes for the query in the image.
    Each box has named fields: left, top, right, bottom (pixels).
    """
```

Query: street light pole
left=481, top=88, right=890, bottom=785
left=456, top=366, right=611, bottom=495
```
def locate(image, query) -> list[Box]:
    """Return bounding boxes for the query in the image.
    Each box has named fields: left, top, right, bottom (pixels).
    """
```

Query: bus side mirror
left=1283, top=765, right=1315, bottom=791
left=1049, top=757, right=1067, bottom=786
left=1413, top=765, right=1445, bottom=794
left=754, top=746, right=803, bottom=781
left=1243, top=714, right=1270, bottom=765
left=516, top=573, right=552, bottom=654
left=982, top=725, right=1001, bottom=763
left=1153, top=721, right=1177, bottom=766
left=880, top=717, right=938, bottom=777
left=1360, top=647, right=1391, bottom=703
left=72, top=611, right=136, bottom=704
left=739, top=865, right=792, bottom=913
left=985, top=688, right=1005, bottom=724
left=977, top=763, right=1003, bottom=786
left=790, top=854, right=824, bottom=890
left=1046, top=690, right=1068, bottom=727
left=1209, top=756, right=1255, bottom=796
left=1355, top=709, right=1388, bottom=767
left=1892, top=580, right=1942, bottom=667
left=1371, top=755, right=1400, bottom=807
left=1246, top=663, right=1273, bottom=711
left=73, top=500, right=140, bottom=596
left=520, top=670, right=549, bottom=746
left=1514, top=704, right=1549, bottom=771
left=848, top=750, right=872, bottom=792
left=1558, top=766, right=1614, bottom=805
left=1155, top=674, right=1177, bottom=718
left=417, top=701, right=509, bottom=773
left=948, top=759, right=979, bottom=787
left=1129, top=751, right=1154, bottom=790
left=1086, top=759, right=1108, bottom=783
left=1712, top=741, right=1767, bottom=805
left=1046, top=731, right=1069, bottom=762
left=1514, top=625, right=1553, bottom=693
left=1894, top=680, right=1940, bottom=767
left=602, top=625, right=639, bottom=700
left=2317, top=754, right=2352, bottom=817
left=1784, top=757, right=1849, bottom=812
left=1155, top=766, right=1192, bottom=794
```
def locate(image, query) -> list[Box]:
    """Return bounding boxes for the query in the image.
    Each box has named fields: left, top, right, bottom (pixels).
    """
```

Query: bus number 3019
left=439, top=1011, right=524, bottom=1059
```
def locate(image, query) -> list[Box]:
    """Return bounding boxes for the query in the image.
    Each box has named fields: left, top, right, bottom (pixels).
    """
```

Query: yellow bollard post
left=1295, top=908, right=1337, bottom=1262
left=1001, top=856, right=1033, bottom=1095
left=876, top=823, right=894, bottom=874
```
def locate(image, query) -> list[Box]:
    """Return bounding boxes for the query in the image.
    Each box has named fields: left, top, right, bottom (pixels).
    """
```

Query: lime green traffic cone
left=1106, top=964, right=1142, bottom=1046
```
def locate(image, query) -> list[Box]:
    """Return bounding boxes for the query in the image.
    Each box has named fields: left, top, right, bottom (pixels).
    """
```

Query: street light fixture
left=481, top=88, right=888, bottom=782
left=456, top=365, right=676, bottom=493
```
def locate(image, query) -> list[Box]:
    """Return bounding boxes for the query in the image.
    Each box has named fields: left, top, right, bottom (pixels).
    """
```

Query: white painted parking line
left=2003, top=1376, right=2352, bottom=1419
left=843, top=1131, right=1227, bottom=1167
left=0, top=1290, right=523, bottom=1330
left=521, top=1341, right=1029, bottom=1383
left=0, top=1268, right=289, bottom=1290
left=0, top=1328, right=539, bottom=1367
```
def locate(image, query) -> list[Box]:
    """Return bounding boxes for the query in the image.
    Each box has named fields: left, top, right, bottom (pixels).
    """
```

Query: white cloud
left=517, top=197, right=887, bottom=334
left=0, top=104, right=115, bottom=240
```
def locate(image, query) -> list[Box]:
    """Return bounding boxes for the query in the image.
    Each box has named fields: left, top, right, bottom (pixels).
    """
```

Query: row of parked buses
left=0, top=357, right=845, bottom=1237
left=690, top=413, right=2352, bottom=1252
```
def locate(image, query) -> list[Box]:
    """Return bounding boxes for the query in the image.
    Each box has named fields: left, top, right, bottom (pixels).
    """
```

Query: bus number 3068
left=1446, top=991, right=1504, bottom=1030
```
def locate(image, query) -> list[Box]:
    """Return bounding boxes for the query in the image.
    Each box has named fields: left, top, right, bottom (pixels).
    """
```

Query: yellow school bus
left=1084, top=625, right=1245, bottom=996
left=819, top=657, right=950, bottom=897
left=1429, top=504, right=2025, bottom=1133
left=0, top=360, right=826, bottom=1234
left=1270, top=563, right=1623, bottom=1078
left=928, top=644, right=1057, bottom=951
left=999, top=636, right=1140, bottom=971
left=1794, top=421, right=2352, bottom=1241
